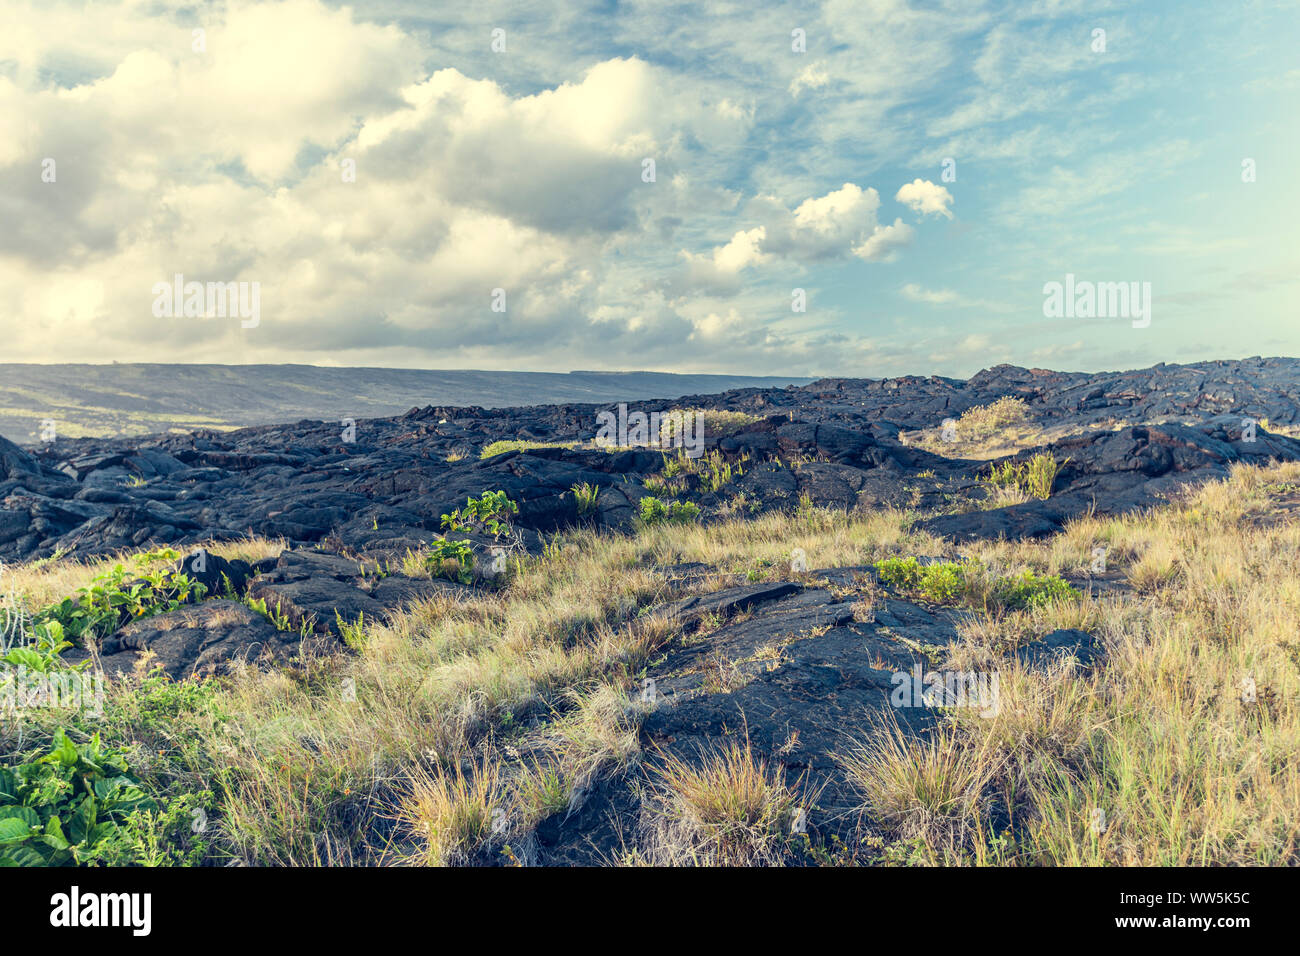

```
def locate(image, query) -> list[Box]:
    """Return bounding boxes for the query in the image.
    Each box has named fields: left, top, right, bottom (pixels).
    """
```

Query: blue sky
left=1, top=0, right=1296, bottom=377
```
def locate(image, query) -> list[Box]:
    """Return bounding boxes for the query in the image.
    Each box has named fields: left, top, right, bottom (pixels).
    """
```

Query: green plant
left=244, top=595, right=293, bottom=631
left=35, top=548, right=206, bottom=643
left=427, top=539, right=475, bottom=584
left=701, top=450, right=745, bottom=493
left=917, top=561, right=966, bottom=604
left=1023, top=453, right=1065, bottom=500
left=637, top=496, right=701, bottom=527
left=981, top=453, right=1066, bottom=501
left=661, top=453, right=687, bottom=479
left=480, top=440, right=580, bottom=459
left=874, top=557, right=1077, bottom=611
left=994, top=569, right=1078, bottom=610
left=0, top=729, right=158, bottom=866
left=2, top=618, right=77, bottom=672
left=124, top=790, right=213, bottom=867
left=874, top=556, right=924, bottom=590
left=571, top=482, right=600, bottom=517
left=336, top=611, right=369, bottom=651
left=441, top=491, right=520, bottom=540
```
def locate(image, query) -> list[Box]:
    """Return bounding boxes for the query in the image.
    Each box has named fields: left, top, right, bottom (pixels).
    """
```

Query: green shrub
left=0, top=729, right=158, bottom=866
left=981, top=452, right=1065, bottom=501
left=917, top=562, right=966, bottom=604
left=638, top=496, right=701, bottom=527
left=874, top=557, right=1078, bottom=611
left=441, top=490, right=520, bottom=539
left=994, top=569, right=1078, bottom=610
left=571, top=482, right=600, bottom=517
left=427, top=539, right=475, bottom=584
left=2, top=619, right=81, bottom=674
left=659, top=449, right=747, bottom=492
left=336, top=611, right=369, bottom=651
left=874, top=556, right=924, bottom=590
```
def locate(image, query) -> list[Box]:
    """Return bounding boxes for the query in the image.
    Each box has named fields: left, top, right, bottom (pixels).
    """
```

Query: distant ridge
left=0, top=364, right=813, bottom=442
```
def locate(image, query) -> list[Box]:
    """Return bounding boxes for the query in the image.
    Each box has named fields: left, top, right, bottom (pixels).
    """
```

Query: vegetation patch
left=31, top=548, right=205, bottom=645
left=0, top=730, right=161, bottom=866
left=874, top=556, right=1077, bottom=611
left=480, top=439, right=582, bottom=459
left=638, top=496, right=702, bottom=527
left=981, top=453, right=1066, bottom=501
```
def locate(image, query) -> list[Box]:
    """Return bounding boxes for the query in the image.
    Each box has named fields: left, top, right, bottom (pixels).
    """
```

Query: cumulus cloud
left=895, top=179, right=955, bottom=219
left=852, top=219, right=916, bottom=261
left=678, top=182, right=920, bottom=292
left=0, top=0, right=1264, bottom=378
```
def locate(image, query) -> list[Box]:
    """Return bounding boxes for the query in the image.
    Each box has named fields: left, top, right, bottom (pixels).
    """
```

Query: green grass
left=480, top=440, right=582, bottom=459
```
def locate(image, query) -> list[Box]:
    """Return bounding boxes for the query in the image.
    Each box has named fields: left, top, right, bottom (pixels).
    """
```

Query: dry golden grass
left=643, top=736, right=810, bottom=866
left=838, top=709, right=1005, bottom=860
left=906, top=397, right=1039, bottom=460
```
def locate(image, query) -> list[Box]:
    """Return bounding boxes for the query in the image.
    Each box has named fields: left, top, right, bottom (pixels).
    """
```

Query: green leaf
left=0, top=806, right=39, bottom=828
left=0, top=817, right=34, bottom=843
left=2, top=647, right=45, bottom=670
left=41, top=815, right=70, bottom=851
left=68, top=795, right=95, bottom=844
left=0, top=845, right=46, bottom=866
left=50, top=731, right=79, bottom=768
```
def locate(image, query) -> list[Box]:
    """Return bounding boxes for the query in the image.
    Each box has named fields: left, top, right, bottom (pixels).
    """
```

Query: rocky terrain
left=4, top=357, right=1299, bottom=673
left=4, top=356, right=1298, bottom=563
left=3, top=355, right=1299, bottom=866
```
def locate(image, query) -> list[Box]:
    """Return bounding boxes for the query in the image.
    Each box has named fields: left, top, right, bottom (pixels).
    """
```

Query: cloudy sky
left=1, top=0, right=1296, bottom=377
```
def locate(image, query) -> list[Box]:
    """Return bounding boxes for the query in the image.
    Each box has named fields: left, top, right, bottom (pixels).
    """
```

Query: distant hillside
left=0, top=364, right=813, bottom=443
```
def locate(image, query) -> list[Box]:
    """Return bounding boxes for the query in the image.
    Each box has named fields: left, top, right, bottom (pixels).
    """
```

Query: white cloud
left=852, top=219, right=915, bottom=261
left=789, top=63, right=830, bottom=97
left=895, top=179, right=955, bottom=219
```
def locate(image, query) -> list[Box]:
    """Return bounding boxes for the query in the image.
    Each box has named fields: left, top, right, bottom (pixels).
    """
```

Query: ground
left=1, top=359, right=1298, bottom=866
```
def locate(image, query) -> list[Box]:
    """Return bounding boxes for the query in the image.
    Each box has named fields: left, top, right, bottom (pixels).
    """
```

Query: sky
left=0, top=0, right=1296, bottom=378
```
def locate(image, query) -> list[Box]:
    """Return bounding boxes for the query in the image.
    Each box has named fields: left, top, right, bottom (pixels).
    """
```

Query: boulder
left=97, top=600, right=303, bottom=679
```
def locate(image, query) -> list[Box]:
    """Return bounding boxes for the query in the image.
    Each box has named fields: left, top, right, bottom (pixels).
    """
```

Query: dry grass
left=838, top=709, right=1005, bottom=860
left=844, top=460, right=1300, bottom=865
left=643, top=736, right=809, bottom=865
left=907, top=396, right=1040, bottom=460
left=398, top=757, right=510, bottom=866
